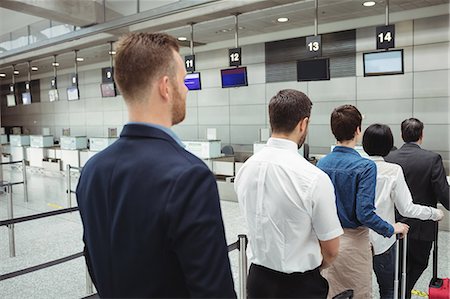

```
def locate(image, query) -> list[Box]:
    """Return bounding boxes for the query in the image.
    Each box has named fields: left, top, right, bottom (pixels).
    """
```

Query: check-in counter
left=27, top=147, right=46, bottom=167
left=89, top=137, right=118, bottom=152
left=61, top=136, right=88, bottom=150
left=61, top=149, right=81, bottom=169
left=1, top=134, right=8, bottom=144
left=10, top=146, right=27, bottom=161
left=183, top=140, right=221, bottom=159
left=30, top=135, right=54, bottom=148
left=80, top=150, right=97, bottom=167
left=10, top=135, right=30, bottom=147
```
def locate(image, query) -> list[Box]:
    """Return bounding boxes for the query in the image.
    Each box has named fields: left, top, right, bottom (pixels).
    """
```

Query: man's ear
left=158, top=75, right=170, bottom=102
left=300, top=117, right=309, bottom=133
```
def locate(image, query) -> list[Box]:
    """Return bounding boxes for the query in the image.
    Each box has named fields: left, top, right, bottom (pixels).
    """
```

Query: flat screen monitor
left=184, top=72, right=202, bottom=90
left=7, top=94, right=16, bottom=107
left=363, top=50, right=404, bottom=76
left=297, top=58, right=330, bottom=81
left=221, top=67, right=248, bottom=88
left=67, top=86, right=79, bottom=101
left=22, top=92, right=32, bottom=105
left=49, top=89, right=59, bottom=102
left=100, top=82, right=116, bottom=97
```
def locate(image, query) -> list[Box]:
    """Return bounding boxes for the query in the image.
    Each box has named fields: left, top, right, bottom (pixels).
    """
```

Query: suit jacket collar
left=120, top=123, right=180, bottom=146
left=401, top=142, right=421, bottom=150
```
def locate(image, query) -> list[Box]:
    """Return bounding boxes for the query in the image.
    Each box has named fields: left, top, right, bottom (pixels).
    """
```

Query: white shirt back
left=369, top=156, right=434, bottom=255
left=234, top=138, right=343, bottom=273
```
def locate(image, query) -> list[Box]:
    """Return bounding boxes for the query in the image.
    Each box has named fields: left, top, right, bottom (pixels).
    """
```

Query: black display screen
left=297, top=58, right=330, bottom=81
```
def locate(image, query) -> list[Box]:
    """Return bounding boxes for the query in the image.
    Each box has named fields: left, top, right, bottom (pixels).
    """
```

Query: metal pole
left=394, top=238, right=399, bottom=299
left=385, top=0, right=389, bottom=26
left=7, top=185, right=16, bottom=257
left=234, top=14, right=239, bottom=49
left=189, top=23, right=195, bottom=56
left=314, top=0, right=318, bottom=36
left=22, top=160, right=28, bottom=202
left=86, top=266, right=94, bottom=294
left=401, top=236, right=407, bottom=299
left=238, top=234, right=247, bottom=299
left=66, top=164, right=71, bottom=208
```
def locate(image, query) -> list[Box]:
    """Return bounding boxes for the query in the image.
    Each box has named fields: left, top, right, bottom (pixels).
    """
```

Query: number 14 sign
left=376, top=25, right=395, bottom=49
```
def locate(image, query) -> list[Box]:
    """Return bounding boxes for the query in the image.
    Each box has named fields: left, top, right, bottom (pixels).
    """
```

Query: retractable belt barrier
left=66, top=164, right=82, bottom=208
left=0, top=159, right=29, bottom=202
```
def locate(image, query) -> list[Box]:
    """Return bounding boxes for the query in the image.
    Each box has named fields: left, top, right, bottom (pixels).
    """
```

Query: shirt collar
left=368, top=156, right=384, bottom=162
left=332, top=145, right=361, bottom=156
left=126, top=122, right=185, bottom=148
left=266, top=137, right=299, bottom=152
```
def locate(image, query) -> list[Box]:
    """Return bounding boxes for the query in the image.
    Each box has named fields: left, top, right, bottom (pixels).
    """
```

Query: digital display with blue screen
left=363, top=50, right=404, bottom=76
left=221, top=67, right=248, bottom=88
left=184, top=72, right=201, bottom=90
left=22, top=92, right=32, bottom=105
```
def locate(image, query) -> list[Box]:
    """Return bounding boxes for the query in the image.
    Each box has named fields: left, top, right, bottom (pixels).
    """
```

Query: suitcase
left=394, top=235, right=408, bottom=299
left=429, top=222, right=450, bottom=299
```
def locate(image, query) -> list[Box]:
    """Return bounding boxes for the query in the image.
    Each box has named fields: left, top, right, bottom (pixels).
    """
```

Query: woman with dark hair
left=362, top=124, right=443, bottom=299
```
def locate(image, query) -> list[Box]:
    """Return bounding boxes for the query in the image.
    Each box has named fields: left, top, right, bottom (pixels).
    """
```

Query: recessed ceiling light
left=52, top=62, right=59, bottom=67
left=177, top=37, right=187, bottom=41
left=13, top=70, right=19, bottom=75
left=0, top=73, right=6, bottom=78
left=108, top=50, right=116, bottom=55
left=31, top=66, right=39, bottom=71
left=363, top=1, right=376, bottom=7
left=277, top=17, right=289, bottom=23
left=238, top=26, right=245, bottom=30
left=220, top=29, right=230, bottom=33
left=76, top=57, right=84, bottom=62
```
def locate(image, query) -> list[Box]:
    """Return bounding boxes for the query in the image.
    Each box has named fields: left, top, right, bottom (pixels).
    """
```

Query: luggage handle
left=394, top=234, right=408, bottom=299
left=429, top=222, right=441, bottom=288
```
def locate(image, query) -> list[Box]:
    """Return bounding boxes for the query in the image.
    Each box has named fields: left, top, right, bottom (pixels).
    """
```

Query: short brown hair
left=330, top=105, right=362, bottom=142
left=114, top=32, right=180, bottom=102
left=269, top=89, right=312, bottom=134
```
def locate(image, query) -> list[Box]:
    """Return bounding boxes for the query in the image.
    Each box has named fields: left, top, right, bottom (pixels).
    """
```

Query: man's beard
left=171, top=83, right=186, bottom=125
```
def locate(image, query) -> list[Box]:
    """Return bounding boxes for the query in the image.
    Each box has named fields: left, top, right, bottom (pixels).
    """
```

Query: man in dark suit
left=76, top=33, right=236, bottom=298
left=385, top=118, right=449, bottom=298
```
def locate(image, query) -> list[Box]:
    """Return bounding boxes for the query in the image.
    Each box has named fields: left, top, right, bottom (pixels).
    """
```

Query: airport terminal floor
left=0, top=166, right=449, bottom=298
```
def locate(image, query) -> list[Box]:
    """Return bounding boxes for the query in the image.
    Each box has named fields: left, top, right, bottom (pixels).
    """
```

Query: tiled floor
left=0, top=166, right=449, bottom=298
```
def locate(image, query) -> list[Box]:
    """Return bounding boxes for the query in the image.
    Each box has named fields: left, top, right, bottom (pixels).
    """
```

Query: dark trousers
left=247, top=263, right=329, bottom=298
left=373, top=243, right=396, bottom=299
left=398, top=237, right=433, bottom=299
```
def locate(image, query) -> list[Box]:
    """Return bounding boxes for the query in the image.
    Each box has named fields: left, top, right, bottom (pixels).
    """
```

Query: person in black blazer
left=76, top=33, right=236, bottom=298
left=385, top=118, right=449, bottom=299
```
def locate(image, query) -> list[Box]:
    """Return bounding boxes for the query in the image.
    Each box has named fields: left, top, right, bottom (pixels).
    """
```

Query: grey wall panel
left=310, top=101, right=356, bottom=125
left=53, top=99, right=69, bottom=113
left=85, top=98, right=103, bottom=112
left=198, top=106, right=229, bottom=125
left=414, top=70, right=449, bottom=98
left=414, top=15, right=450, bottom=45
left=265, top=61, right=297, bottom=83
left=69, top=112, right=86, bottom=126
left=86, top=126, right=104, bottom=137
left=172, top=125, right=199, bottom=141
left=357, top=73, right=413, bottom=100
left=199, top=68, right=221, bottom=88
left=230, top=105, right=266, bottom=126
left=197, top=88, right=229, bottom=106
left=85, top=112, right=104, bottom=126
left=196, top=48, right=228, bottom=70
left=68, top=100, right=85, bottom=113
left=22, top=102, right=41, bottom=114
left=69, top=126, right=87, bottom=136
left=198, top=125, right=230, bottom=144
left=103, top=111, right=123, bottom=126
left=265, top=81, right=308, bottom=100
left=40, top=102, right=55, bottom=114
left=82, top=69, right=101, bottom=85
left=54, top=113, right=70, bottom=127
left=307, top=124, right=336, bottom=148
left=183, top=106, right=198, bottom=126
left=414, top=97, right=450, bottom=124
left=242, top=43, right=265, bottom=65
left=413, top=42, right=449, bottom=72
left=358, top=99, right=413, bottom=125
left=40, top=114, right=55, bottom=127
left=79, top=83, right=101, bottom=100
left=421, top=124, right=450, bottom=152
left=186, top=91, right=198, bottom=107
left=230, top=125, right=261, bottom=144
left=101, top=97, right=123, bottom=111
left=308, top=77, right=356, bottom=102
left=247, top=63, right=266, bottom=84
left=229, top=84, right=266, bottom=105
left=322, top=30, right=356, bottom=78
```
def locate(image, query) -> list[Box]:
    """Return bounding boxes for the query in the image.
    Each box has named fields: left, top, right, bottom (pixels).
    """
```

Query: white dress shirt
left=234, top=138, right=343, bottom=273
left=369, top=156, right=436, bottom=255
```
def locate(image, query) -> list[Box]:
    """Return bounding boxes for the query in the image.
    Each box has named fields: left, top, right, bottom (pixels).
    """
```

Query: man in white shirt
left=234, top=89, right=343, bottom=298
